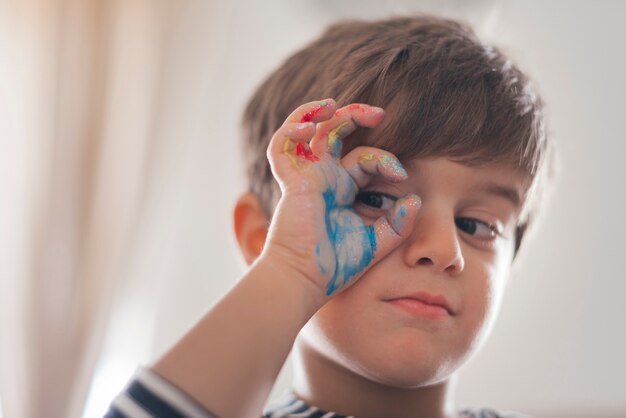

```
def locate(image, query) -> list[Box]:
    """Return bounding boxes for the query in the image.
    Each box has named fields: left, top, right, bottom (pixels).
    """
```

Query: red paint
left=296, top=142, right=319, bottom=162
left=300, top=105, right=323, bottom=122
left=336, top=104, right=363, bottom=117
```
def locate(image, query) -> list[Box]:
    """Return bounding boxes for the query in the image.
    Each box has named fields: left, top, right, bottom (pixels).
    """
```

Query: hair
left=241, top=14, right=555, bottom=259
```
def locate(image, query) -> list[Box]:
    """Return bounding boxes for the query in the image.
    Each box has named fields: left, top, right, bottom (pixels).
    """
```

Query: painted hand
left=264, top=99, right=421, bottom=299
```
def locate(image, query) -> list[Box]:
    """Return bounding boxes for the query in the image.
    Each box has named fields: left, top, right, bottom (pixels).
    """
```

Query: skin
left=150, top=98, right=528, bottom=418
left=265, top=99, right=422, bottom=298
left=254, top=100, right=528, bottom=417
left=291, top=158, right=526, bottom=418
left=150, top=99, right=422, bottom=418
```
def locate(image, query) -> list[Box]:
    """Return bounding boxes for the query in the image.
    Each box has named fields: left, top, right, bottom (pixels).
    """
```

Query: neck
left=291, top=337, right=458, bottom=418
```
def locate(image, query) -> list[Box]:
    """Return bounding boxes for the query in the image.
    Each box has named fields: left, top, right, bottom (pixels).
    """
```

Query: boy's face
left=296, top=156, right=526, bottom=387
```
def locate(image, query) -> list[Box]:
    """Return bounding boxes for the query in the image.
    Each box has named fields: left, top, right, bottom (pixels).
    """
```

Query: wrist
left=251, top=253, right=327, bottom=317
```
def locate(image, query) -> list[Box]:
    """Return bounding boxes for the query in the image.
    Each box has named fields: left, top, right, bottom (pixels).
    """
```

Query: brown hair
left=241, top=15, right=555, bottom=259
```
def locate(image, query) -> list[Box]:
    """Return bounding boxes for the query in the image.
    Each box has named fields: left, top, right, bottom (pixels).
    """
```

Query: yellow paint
left=293, top=246, right=312, bottom=259
left=327, top=121, right=349, bottom=154
left=358, top=153, right=376, bottom=164
left=283, top=137, right=300, bottom=168
left=282, top=137, right=315, bottom=170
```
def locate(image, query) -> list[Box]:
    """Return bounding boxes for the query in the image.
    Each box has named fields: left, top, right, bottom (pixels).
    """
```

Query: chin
left=354, top=355, right=454, bottom=389
left=344, top=339, right=458, bottom=389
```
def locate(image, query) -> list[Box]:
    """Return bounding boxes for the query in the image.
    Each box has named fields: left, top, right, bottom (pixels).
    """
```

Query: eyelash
left=354, top=191, right=503, bottom=240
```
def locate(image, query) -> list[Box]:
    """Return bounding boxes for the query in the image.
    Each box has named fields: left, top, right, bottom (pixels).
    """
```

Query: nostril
left=417, top=257, right=433, bottom=266
left=445, top=264, right=458, bottom=273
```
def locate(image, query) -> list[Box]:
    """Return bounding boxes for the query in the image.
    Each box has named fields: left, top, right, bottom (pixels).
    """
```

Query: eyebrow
left=471, top=181, right=522, bottom=209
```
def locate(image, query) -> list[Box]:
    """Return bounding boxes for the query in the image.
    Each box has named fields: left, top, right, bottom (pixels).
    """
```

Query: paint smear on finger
left=283, top=137, right=319, bottom=168
left=327, top=121, right=350, bottom=158
left=321, top=187, right=377, bottom=296
left=299, top=100, right=328, bottom=123
left=296, top=142, right=319, bottom=162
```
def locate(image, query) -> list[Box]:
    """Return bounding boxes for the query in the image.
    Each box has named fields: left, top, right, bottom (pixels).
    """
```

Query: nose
left=402, top=206, right=465, bottom=275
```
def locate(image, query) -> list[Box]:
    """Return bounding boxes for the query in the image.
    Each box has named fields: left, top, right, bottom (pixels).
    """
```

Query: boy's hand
left=263, top=99, right=421, bottom=301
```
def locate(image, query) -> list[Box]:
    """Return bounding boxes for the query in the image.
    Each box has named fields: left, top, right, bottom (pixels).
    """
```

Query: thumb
left=370, top=194, right=422, bottom=262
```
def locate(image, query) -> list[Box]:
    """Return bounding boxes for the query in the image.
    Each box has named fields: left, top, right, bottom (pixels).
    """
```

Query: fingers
left=369, top=193, right=422, bottom=264
left=267, top=99, right=337, bottom=181
left=309, top=104, right=385, bottom=159
left=288, top=98, right=337, bottom=124
left=341, top=146, right=407, bottom=189
left=266, top=100, right=387, bottom=188
left=329, top=194, right=421, bottom=295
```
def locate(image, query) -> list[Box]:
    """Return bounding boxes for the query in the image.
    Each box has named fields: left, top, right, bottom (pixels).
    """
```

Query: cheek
left=298, top=279, right=384, bottom=362
left=459, top=262, right=510, bottom=355
left=297, top=295, right=373, bottom=378
left=300, top=290, right=363, bottom=345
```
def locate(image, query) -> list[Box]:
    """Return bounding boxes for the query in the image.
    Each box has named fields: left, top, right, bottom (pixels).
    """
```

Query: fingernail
left=405, top=193, right=422, bottom=209
left=378, top=155, right=408, bottom=180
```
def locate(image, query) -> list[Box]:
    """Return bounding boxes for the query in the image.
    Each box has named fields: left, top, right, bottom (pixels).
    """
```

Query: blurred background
left=1, top=0, right=624, bottom=417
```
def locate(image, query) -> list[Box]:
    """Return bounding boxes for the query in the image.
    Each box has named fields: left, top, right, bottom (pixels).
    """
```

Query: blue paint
left=320, top=186, right=377, bottom=296
left=391, top=203, right=408, bottom=232
left=329, top=138, right=342, bottom=158
left=315, top=244, right=327, bottom=275
left=340, top=176, right=357, bottom=204
left=367, top=225, right=377, bottom=253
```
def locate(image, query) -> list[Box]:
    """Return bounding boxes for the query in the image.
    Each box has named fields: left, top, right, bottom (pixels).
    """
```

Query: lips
left=385, top=291, right=456, bottom=316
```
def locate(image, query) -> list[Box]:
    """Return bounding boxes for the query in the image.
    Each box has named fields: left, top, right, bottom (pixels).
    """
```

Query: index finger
left=267, top=99, right=338, bottom=180
left=284, top=98, right=337, bottom=125
left=310, top=103, right=385, bottom=159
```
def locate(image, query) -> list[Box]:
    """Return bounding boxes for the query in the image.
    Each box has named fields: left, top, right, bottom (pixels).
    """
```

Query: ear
left=233, top=192, right=270, bottom=266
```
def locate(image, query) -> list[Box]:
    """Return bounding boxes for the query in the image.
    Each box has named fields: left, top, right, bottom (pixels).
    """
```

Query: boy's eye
left=355, top=193, right=502, bottom=241
left=455, top=218, right=501, bottom=240
left=354, top=191, right=397, bottom=211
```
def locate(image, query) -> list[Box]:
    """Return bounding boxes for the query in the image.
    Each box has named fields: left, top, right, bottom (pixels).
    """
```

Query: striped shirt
left=105, top=368, right=218, bottom=418
left=105, top=368, right=533, bottom=418
left=262, top=390, right=533, bottom=418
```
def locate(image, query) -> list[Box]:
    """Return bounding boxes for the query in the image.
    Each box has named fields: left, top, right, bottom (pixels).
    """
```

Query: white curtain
left=0, top=1, right=168, bottom=416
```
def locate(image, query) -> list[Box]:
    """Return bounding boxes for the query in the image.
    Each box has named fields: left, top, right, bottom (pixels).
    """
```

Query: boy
left=106, top=15, right=554, bottom=418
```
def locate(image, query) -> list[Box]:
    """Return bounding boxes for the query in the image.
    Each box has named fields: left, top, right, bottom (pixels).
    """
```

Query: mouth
left=384, top=291, right=456, bottom=319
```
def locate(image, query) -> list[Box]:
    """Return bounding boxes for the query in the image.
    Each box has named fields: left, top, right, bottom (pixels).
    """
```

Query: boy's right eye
left=354, top=191, right=397, bottom=211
